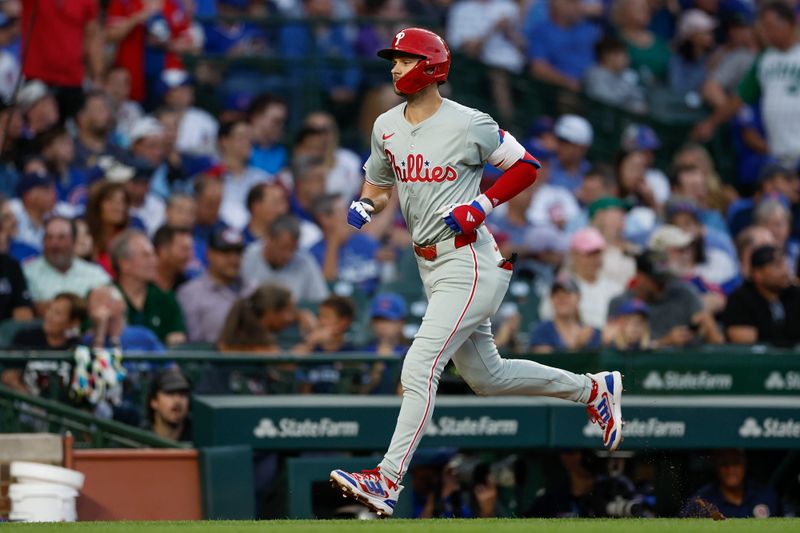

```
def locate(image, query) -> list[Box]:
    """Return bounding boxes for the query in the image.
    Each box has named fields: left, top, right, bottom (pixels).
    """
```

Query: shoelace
left=360, top=468, right=383, bottom=480
left=360, top=468, right=398, bottom=490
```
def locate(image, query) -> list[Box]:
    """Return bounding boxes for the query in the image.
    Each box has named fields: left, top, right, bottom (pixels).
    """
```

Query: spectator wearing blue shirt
left=362, top=293, right=409, bottom=395
left=530, top=278, right=602, bottom=352
left=247, top=94, right=289, bottom=175
left=549, top=115, right=593, bottom=192
left=204, top=0, right=269, bottom=57
left=669, top=10, right=718, bottom=96
left=727, top=163, right=799, bottom=238
left=310, top=193, right=381, bottom=295
left=37, top=125, right=88, bottom=212
left=681, top=449, right=781, bottom=518
left=528, top=0, right=601, bottom=91
left=293, top=295, right=358, bottom=394
left=278, top=0, right=361, bottom=114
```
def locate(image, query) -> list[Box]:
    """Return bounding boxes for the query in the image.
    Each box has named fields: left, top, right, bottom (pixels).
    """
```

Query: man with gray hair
left=23, top=216, right=110, bottom=314
left=241, top=214, right=329, bottom=303
left=753, top=198, right=799, bottom=271
left=111, top=229, right=186, bottom=345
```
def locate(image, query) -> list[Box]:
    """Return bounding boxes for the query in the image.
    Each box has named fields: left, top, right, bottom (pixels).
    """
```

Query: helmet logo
left=394, top=31, right=406, bottom=47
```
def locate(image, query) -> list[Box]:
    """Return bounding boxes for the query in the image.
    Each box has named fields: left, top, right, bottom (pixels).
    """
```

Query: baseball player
left=330, top=27, right=623, bottom=517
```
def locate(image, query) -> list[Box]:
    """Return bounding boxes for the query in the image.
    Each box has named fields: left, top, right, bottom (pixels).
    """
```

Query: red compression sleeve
left=482, top=153, right=540, bottom=208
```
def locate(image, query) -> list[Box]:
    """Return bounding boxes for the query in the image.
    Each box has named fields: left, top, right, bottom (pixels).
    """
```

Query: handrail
left=0, top=345, right=797, bottom=364
left=0, top=384, right=186, bottom=449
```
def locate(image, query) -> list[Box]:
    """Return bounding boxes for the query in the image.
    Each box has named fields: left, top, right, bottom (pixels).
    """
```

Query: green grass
left=2, top=519, right=799, bottom=533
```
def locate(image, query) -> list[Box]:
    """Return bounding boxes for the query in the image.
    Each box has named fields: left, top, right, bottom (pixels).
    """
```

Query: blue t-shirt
left=82, top=326, right=165, bottom=353
left=251, top=144, right=288, bottom=175
left=547, top=158, right=591, bottom=193
left=684, top=481, right=780, bottom=518
left=55, top=168, right=88, bottom=209
left=530, top=321, right=601, bottom=350
left=527, top=20, right=600, bottom=81
left=9, top=240, right=40, bottom=263
left=204, top=22, right=269, bottom=55
left=310, top=233, right=381, bottom=294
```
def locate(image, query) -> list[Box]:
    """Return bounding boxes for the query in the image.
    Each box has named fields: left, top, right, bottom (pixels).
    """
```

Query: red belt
left=413, top=232, right=478, bottom=261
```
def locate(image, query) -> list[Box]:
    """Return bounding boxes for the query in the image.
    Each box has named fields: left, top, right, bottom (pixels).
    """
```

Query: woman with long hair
left=217, top=283, right=296, bottom=352
left=85, top=180, right=130, bottom=275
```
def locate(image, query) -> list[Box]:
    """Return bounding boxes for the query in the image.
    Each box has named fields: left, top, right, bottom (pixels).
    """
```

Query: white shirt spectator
left=0, top=49, right=20, bottom=103
left=176, top=107, right=219, bottom=157
left=241, top=242, right=330, bottom=303
left=326, top=148, right=363, bottom=201
left=539, top=275, right=624, bottom=328
left=23, top=257, right=111, bottom=302
left=130, top=194, right=165, bottom=237
left=526, top=184, right=581, bottom=230
left=219, top=168, right=272, bottom=230
left=447, top=0, right=525, bottom=73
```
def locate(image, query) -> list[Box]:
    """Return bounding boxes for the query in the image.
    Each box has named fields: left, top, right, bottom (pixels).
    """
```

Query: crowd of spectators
left=0, top=0, right=797, bottom=431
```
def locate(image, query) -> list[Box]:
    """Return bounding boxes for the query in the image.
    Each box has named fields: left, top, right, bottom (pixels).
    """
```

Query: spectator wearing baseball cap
left=669, top=9, right=717, bottom=97
left=531, top=277, right=602, bottom=353
left=722, top=245, right=800, bottom=346
left=177, top=227, right=256, bottom=344
left=666, top=197, right=739, bottom=290
left=608, top=249, right=722, bottom=347
left=604, top=298, right=651, bottom=350
left=589, top=196, right=637, bottom=288
left=548, top=114, right=593, bottom=193
left=362, top=293, right=409, bottom=394
left=16, top=80, right=59, bottom=138
left=145, top=367, right=193, bottom=442
left=9, top=172, right=57, bottom=252
left=160, top=69, right=219, bottom=158
left=726, top=163, right=799, bottom=239
left=620, top=124, right=671, bottom=206
left=540, top=227, right=624, bottom=329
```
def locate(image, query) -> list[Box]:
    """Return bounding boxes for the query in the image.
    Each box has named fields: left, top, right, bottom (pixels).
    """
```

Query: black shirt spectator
left=0, top=252, right=34, bottom=321
left=723, top=245, right=800, bottom=346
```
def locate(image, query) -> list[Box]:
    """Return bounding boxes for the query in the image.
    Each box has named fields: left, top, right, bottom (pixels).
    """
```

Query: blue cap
left=665, top=195, right=702, bottom=220
left=612, top=298, right=649, bottom=318
left=223, top=91, right=253, bottom=113
left=621, top=124, right=661, bottom=151
left=370, top=293, right=407, bottom=321
left=15, top=172, right=54, bottom=196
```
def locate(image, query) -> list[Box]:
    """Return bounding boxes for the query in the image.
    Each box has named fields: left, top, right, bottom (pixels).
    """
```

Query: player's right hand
left=347, top=199, right=375, bottom=229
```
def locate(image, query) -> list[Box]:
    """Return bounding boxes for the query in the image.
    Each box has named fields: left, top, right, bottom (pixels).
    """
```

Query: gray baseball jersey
left=364, top=98, right=501, bottom=246
left=359, top=99, right=595, bottom=485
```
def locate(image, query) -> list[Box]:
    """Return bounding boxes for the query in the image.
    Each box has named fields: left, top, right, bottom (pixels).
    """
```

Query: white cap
left=554, top=114, right=593, bottom=146
left=16, top=80, right=50, bottom=112
left=648, top=225, right=693, bottom=252
left=161, top=68, right=191, bottom=89
left=678, top=9, right=717, bottom=40
left=129, top=116, right=164, bottom=144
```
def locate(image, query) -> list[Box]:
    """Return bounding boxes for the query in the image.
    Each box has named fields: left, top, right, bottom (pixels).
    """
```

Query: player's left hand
left=441, top=200, right=486, bottom=234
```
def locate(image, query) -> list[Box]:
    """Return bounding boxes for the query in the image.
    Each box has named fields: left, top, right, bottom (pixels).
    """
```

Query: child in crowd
left=361, top=293, right=408, bottom=395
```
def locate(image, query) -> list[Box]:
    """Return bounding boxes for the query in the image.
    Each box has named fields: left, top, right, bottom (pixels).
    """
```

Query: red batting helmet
left=377, top=28, right=451, bottom=95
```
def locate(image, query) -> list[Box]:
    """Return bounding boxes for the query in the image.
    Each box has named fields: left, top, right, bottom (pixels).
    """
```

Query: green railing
left=0, top=383, right=184, bottom=449
left=2, top=345, right=799, bottom=396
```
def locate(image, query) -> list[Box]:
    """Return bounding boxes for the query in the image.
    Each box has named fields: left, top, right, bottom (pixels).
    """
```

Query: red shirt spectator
left=106, top=0, right=154, bottom=102
left=20, top=0, right=103, bottom=88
